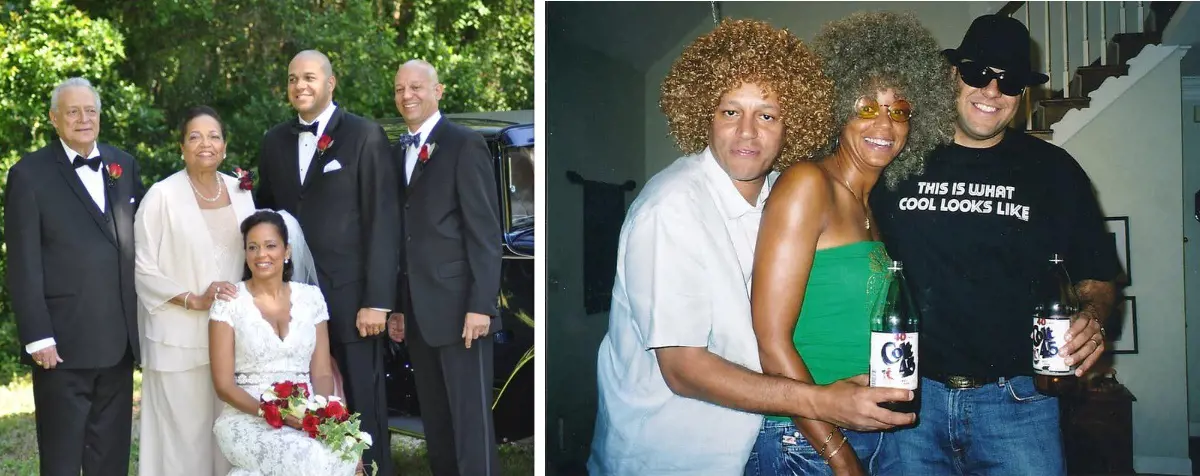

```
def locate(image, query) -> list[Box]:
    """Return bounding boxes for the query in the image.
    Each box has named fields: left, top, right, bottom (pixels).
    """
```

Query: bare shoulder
left=770, top=161, right=833, bottom=208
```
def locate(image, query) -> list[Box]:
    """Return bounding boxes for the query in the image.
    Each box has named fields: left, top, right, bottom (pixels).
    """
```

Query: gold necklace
left=836, top=175, right=870, bottom=231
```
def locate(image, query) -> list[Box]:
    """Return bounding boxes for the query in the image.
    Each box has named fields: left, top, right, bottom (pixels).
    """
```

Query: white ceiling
left=547, top=1, right=713, bottom=72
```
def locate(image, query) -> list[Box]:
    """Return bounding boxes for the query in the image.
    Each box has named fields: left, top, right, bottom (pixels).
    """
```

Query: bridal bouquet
left=260, top=380, right=374, bottom=465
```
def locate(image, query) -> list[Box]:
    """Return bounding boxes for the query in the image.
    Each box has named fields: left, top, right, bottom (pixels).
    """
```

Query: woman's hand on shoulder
left=214, top=281, right=239, bottom=302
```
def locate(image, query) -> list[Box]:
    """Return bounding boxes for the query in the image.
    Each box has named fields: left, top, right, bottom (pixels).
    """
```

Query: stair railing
left=996, top=1, right=1157, bottom=131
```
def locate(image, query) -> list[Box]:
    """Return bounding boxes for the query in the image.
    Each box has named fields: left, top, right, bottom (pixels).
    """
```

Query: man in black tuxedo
left=4, top=77, right=143, bottom=475
left=254, top=50, right=399, bottom=474
left=386, top=59, right=503, bottom=476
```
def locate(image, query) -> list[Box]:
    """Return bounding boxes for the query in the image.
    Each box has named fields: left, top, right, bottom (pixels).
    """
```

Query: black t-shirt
left=869, top=131, right=1121, bottom=379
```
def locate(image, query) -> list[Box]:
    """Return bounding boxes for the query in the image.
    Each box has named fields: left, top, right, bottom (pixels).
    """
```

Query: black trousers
left=32, top=352, right=134, bottom=476
left=405, top=294, right=501, bottom=476
left=331, top=337, right=393, bottom=476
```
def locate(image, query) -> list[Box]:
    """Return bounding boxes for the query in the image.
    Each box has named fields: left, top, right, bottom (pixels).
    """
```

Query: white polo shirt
left=588, top=148, right=774, bottom=475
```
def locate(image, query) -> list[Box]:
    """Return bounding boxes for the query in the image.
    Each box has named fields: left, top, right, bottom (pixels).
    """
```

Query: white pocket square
left=129, top=197, right=136, bottom=204
left=323, top=160, right=342, bottom=173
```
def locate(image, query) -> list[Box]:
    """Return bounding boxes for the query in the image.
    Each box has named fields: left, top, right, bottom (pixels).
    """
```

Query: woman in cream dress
left=134, top=106, right=256, bottom=475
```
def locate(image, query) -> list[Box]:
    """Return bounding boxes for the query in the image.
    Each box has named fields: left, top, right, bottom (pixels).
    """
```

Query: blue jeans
left=744, top=419, right=898, bottom=476
left=892, top=376, right=1066, bottom=475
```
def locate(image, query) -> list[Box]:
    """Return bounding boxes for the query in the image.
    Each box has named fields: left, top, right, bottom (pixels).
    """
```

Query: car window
left=506, top=145, right=534, bottom=229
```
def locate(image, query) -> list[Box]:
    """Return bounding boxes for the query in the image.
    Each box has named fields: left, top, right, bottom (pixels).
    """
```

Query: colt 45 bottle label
left=1032, top=317, right=1072, bottom=375
left=869, top=332, right=918, bottom=390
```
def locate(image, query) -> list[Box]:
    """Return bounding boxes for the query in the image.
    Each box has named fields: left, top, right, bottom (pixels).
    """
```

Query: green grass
left=0, top=371, right=534, bottom=475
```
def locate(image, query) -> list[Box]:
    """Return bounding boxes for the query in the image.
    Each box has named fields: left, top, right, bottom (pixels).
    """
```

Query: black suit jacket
left=395, top=116, right=503, bottom=347
left=4, top=142, right=143, bottom=369
left=255, top=105, right=400, bottom=344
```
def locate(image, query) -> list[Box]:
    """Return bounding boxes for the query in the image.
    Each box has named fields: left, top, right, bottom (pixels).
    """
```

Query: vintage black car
left=378, top=110, right=534, bottom=443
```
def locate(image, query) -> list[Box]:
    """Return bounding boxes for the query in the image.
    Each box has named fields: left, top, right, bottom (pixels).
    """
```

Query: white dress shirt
left=588, top=148, right=776, bottom=475
left=403, top=110, right=442, bottom=184
left=62, top=139, right=105, bottom=211
left=27, top=140, right=106, bottom=355
left=297, top=102, right=338, bottom=185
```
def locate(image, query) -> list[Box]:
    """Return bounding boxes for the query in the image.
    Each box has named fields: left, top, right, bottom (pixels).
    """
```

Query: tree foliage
left=0, top=0, right=532, bottom=380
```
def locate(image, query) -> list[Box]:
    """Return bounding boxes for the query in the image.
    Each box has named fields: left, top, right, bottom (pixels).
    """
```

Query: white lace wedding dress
left=210, top=281, right=359, bottom=476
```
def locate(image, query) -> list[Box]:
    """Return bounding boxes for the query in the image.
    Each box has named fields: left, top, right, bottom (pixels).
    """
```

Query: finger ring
left=1090, top=336, right=1101, bottom=346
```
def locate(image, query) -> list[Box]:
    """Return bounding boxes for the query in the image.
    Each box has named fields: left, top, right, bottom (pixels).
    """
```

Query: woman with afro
left=746, top=11, right=956, bottom=476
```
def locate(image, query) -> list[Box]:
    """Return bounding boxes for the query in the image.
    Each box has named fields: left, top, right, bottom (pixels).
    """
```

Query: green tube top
left=765, top=241, right=891, bottom=422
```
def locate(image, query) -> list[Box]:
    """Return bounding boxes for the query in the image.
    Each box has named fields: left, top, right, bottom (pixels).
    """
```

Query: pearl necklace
left=188, top=174, right=223, bottom=203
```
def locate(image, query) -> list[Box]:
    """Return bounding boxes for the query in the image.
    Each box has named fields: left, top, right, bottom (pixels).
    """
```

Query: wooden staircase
left=1001, top=2, right=1182, bottom=141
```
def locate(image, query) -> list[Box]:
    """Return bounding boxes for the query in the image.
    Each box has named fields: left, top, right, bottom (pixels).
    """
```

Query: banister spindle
left=1101, top=2, right=1108, bottom=64
left=1138, top=1, right=1145, bottom=33
left=1120, top=1, right=1127, bottom=33
left=1082, top=2, right=1090, bottom=66
left=1062, top=1, right=1069, bottom=90
left=1045, top=2, right=1052, bottom=90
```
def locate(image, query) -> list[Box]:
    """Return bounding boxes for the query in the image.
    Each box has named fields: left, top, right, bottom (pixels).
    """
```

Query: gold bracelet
left=816, top=429, right=837, bottom=455
left=823, top=434, right=849, bottom=463
left=183, top=292, right=191, bottom=311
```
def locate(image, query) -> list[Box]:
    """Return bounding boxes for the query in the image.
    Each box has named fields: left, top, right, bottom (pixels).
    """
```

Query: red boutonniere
left=418, top=142, right=437, bottom=163
left=234, top=167, right=255, bottom=191
left=317, top=134, right=334, bottom=157
left=105, top=163, right=122, bottom=187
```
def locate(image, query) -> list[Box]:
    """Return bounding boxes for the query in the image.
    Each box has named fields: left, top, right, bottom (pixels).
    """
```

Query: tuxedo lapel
left=301, top=107, right=344, bottom=193
left=102, top=166, right=119, bottom=241
left=406, top=117, right=445, bottom=195
left=53, top=148, right=116, bottom=246
left=279, top=123, right=303, bottom=194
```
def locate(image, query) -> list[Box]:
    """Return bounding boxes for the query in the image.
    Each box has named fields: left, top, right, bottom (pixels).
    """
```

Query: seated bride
left=209, top=210, right=365, bottom=476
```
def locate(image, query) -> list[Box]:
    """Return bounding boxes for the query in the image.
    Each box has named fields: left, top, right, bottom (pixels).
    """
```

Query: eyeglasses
left=854, top=96, right=912, bottom=123
left=958, top=62, right=1026, bottom=96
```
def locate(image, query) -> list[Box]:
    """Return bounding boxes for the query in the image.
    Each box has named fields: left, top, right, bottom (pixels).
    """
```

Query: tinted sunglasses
left=854, top=96, right=912, bottom=123
left=958, top=61, right=1026, bottom=96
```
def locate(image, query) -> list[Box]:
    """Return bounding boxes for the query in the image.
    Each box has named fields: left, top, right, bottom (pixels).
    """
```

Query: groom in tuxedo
left=254, top=50, right=400, bottom=474
left=4, top=77, right=143, bottom=475
left=387, top=59, right=503, bottom=476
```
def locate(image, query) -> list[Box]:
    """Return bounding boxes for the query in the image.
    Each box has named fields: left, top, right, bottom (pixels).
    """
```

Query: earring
left=285, top=258, right=290, bottom=264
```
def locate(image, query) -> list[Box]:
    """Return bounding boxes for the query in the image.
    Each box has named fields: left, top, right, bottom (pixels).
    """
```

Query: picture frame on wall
left=1110, top=295, right=1138, bottom=354
left=1104, top=216, right=1131, bottom=286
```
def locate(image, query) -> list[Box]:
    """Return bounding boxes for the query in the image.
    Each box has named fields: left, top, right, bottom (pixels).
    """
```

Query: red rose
left=418, top=144, right=430, bottom=163
left=302, top=413, right=321, bottom=438
left=315, top=406, right=329, bottom=419
left=273, top=381, right=295, bottom=399
left=235, top=167, right=254, bottom=191
left=324, top=400, right=350, bottom=422
left=296, top=383, right=310, bottom=398
left=262, top=403, right=284, bottom=429
left=106, top=163, right=123, bottom=179
left=317, top=134, right=334, bottom=152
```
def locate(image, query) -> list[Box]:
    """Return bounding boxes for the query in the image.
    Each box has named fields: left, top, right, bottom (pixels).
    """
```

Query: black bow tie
left=72, top=155, right=102, bottom=171
left=292, top=121, right=319, bottom=135
left=397, top=133, right=419, bottom=149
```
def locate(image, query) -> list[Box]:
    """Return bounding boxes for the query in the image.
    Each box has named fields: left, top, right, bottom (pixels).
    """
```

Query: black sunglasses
left=958, top=62, right=1026, bottom=96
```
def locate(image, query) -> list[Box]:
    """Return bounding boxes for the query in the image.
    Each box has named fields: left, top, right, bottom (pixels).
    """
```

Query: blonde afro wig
left=660, top=18, right=836, bottom=168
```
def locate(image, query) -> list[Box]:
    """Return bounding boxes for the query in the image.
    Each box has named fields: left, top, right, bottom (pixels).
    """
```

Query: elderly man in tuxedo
left=386, top=59, right=504, bottom=476
left=4, top=77, right=143, bottom=475
left=254, top=50, right=400, bottom=475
